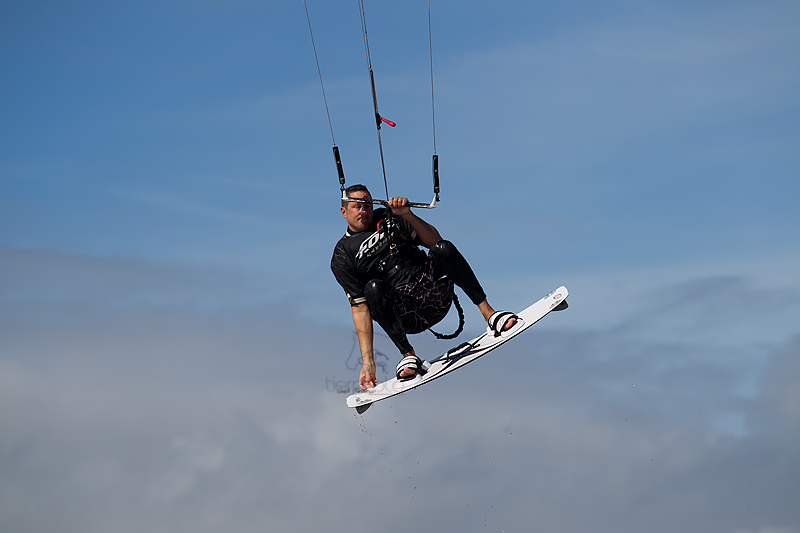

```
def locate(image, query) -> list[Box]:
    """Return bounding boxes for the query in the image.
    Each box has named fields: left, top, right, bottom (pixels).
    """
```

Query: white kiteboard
left=347, top=286, right=569, bottom=413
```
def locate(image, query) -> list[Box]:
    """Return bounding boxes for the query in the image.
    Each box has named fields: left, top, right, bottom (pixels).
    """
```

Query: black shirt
left=331, top=208, right=427, bottom=305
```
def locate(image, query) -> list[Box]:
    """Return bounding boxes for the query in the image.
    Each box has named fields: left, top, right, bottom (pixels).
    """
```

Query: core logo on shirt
left=355, top=228, right=387, bottom=260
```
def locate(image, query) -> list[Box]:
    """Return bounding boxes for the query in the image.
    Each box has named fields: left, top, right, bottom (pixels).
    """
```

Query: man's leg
left=429, top=240, right=486, bottom=304
left=364, top=280, right=421, bottom=379
left=363, top=279, right=415, bottom=355
left=429, top=240, right=516, bottom=330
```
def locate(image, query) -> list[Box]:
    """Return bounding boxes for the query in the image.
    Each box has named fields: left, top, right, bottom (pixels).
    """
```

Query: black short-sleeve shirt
left=331, top=208, right=426, bottom=305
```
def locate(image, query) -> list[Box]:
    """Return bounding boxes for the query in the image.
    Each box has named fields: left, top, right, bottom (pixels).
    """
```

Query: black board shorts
left=390, top=256, right=454, bottom=335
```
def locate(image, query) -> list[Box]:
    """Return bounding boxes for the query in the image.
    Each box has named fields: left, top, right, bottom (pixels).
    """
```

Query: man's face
left=341, top=190, right=374, bottom=233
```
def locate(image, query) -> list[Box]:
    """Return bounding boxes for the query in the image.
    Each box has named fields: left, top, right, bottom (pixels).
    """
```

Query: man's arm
left=351, top=303, right=377, bottom=390
left=387, top=196, right=442, bottom=248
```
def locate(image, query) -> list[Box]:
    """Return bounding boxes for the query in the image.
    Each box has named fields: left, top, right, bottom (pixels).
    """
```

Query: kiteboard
left=346, top=286, right=569, bottom=413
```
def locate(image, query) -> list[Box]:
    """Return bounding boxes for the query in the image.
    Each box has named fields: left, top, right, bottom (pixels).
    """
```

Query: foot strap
left=487, top=311, right=519, bottom=337
left=396, top=355, right=426, bottom=381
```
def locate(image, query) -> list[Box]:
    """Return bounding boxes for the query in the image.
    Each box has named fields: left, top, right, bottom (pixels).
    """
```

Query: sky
left=1, top=0, right=799, bottom=531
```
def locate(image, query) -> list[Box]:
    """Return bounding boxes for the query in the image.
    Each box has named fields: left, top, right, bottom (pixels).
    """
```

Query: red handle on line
left=380, top=116, right=396, bottom=127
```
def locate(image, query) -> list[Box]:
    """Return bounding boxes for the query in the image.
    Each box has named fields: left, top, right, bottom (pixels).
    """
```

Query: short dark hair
left=342, top=184, right=371, bottom=207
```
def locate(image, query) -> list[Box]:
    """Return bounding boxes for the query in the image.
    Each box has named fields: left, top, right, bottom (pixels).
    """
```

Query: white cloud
left=2, top=243, right=800, bottom=532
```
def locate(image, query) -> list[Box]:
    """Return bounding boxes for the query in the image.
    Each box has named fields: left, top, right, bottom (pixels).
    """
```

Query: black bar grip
left=333, top=146, right=345, bottom=186
left=432, top=154, right=440, bottom=199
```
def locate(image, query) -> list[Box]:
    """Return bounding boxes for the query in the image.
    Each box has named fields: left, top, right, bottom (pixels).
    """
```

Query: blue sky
left=1, top=1, right=799, bottom=532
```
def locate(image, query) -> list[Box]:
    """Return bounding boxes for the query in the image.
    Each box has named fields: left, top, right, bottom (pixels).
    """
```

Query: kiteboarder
left=331, top=184, right=518, bottom=390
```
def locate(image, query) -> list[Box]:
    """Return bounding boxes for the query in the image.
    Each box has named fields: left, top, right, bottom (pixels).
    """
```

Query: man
left=331, top=184, right=518, bottom=390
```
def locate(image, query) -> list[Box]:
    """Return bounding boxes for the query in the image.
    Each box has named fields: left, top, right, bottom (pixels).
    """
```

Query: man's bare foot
left=398, top=352, right=420, bottom=379
left=399, top=367, right=417, bottom=379
left=478, top=300, right=517, bottom=331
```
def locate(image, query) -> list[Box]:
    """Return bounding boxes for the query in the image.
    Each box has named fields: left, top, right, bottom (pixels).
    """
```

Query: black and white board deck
left=346, top=286, right=569, bottom=413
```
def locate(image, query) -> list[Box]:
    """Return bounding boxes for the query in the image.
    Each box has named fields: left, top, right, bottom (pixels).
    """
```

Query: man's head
left=341, top=184, right=374, bottom=233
